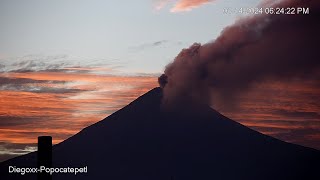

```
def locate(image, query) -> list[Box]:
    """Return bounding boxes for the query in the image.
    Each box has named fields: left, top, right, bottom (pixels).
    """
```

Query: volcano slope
left=0, top=87, right=319, bottom=180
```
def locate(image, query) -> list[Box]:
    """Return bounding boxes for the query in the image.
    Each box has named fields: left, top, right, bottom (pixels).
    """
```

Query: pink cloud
left=155, top=0, right=214, bottom=12
left=171, top=0, right=213, bottom=12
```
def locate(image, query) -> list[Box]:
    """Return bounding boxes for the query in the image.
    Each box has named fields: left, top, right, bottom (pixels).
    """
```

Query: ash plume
left=159, top=0, right=320, bottom=108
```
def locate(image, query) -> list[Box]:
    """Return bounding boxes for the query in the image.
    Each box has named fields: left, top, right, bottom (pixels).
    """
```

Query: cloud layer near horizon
left=0, top=64, right=159, bottom=162
left=1, top=56, right=320, bottom=159
left=0, top=61, right=319, bottom=162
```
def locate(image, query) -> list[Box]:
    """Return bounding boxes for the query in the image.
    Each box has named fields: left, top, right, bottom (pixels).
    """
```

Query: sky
left=0, top=0, right=260, bottom=73
left=0, top=0, right=319, bottom=162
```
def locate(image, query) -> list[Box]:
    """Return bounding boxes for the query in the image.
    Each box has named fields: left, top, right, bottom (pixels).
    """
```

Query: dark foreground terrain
left=0, top=87, right=319, bottom=180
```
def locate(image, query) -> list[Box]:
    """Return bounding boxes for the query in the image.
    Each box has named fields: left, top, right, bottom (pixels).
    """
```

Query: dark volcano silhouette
left=1, top=87, right=319, bottom=180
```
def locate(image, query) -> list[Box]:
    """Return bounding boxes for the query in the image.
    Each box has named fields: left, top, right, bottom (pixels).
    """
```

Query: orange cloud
left=0, top=71, right=158, bottom=147
left=0, top=69, right=319, bottom=160
left=216, top=79, right=320, bottom=149
left=155, top=0, right=214, bottom=12
left=171, top=0, right=213, bottom=12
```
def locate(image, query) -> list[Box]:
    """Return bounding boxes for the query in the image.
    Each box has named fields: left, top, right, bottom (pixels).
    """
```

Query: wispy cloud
left=1, top=54, right=69, bottom=73
left=155, top=0, right=214, bottom=12
left=0, top=76, right=72, bottom=94
left=0, top=54, right=122, bottom=75
left=0, top=142, right=37, bottom=162
left=129, top=40, right=169, bottom=52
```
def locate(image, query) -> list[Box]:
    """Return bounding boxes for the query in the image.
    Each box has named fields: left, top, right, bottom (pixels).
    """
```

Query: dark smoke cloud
left=160, top=0, right=320, bottom=108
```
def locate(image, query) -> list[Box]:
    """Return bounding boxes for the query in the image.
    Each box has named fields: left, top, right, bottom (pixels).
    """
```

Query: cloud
left=0, top=64, right=5, bottom=71
left=0, top=54, right=160, bottom=162
left=1, top=54, right=119, bottom=74
left=253, top=126, right=320, bottom=149
left=0, top=70, right=158, bottom=161
left=171, top=0, right=214, bottom=12
left=0, top=56, right=123, bottom=80
left=0, top=142, right=37, bottom=162
left=0, top=58, right=124, bottom=94
left=237, top=117, right=320, bottom=150
left=0, top=116, right=48, bottom=127
left=1, top=54, right=69, bottom=73
left=155, top=0, right=214, bottom=12
left=129, top=40, right=169, bottom=52
left=154, top=0, right=171, bottom=10
left=0, top=76, right=86, bottom=94
left=273, top=110, right=320, bottom=119
left=0, top=76, right=65, bottom=85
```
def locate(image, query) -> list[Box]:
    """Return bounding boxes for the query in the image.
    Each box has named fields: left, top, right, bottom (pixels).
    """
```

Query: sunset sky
left=0, top=0, right=319, bottom=162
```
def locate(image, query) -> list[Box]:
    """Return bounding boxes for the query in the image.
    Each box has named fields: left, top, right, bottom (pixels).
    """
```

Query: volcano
left=1, top=87, right=319, bottom=179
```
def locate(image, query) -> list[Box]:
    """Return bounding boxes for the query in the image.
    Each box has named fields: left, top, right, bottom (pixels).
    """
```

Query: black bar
left=38, top=136, right=52, bottom=180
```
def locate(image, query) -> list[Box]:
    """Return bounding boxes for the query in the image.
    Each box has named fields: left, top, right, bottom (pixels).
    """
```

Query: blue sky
left=0, top=0, right=261, bottom=73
